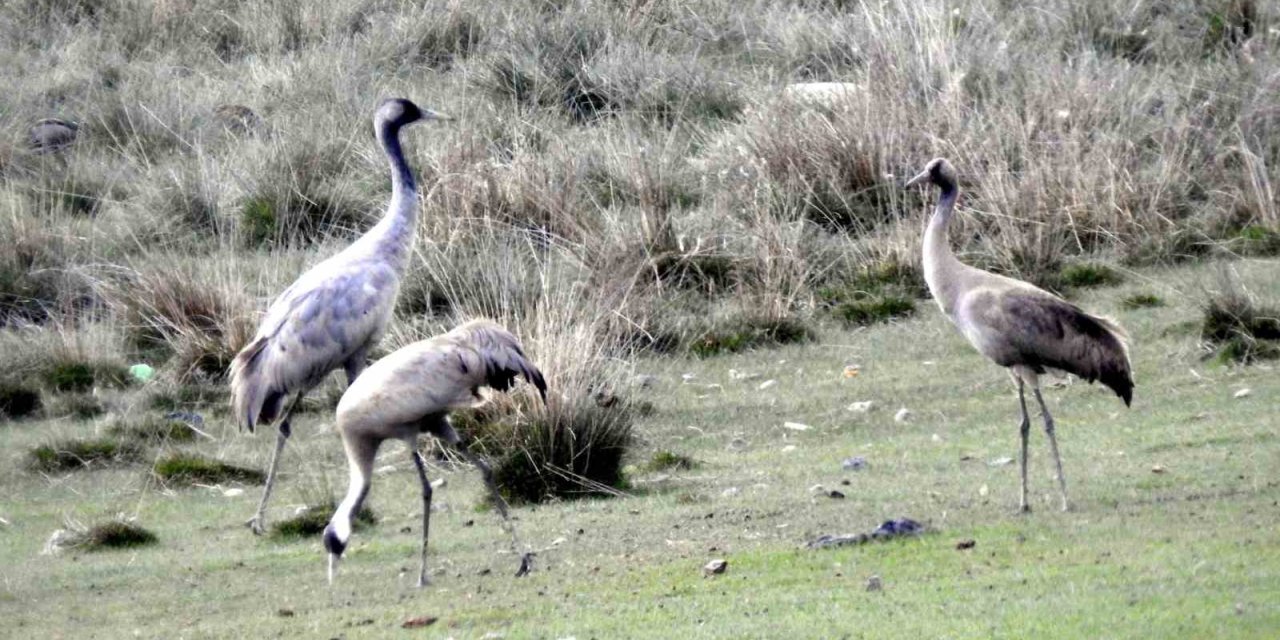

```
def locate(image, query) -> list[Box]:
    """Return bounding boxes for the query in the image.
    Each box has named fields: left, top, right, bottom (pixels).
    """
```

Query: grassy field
left=2, top=259, right=1278, bottom=638
left=2, top=0, right=1280, bottom=637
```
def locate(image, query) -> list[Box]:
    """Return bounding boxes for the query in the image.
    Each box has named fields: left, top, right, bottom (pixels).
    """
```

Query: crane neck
left=365, top=119, right=419, bottom=272
left=328, top=457, right=371, bottom=550
left=922, top=184, right=964, bottom=314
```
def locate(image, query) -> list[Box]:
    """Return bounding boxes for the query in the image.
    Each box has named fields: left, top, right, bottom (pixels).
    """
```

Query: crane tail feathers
left=229, top=336, right=271, bottom=432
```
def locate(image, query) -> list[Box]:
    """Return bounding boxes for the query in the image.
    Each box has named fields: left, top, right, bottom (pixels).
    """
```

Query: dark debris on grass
left=0, top=382, right=41, bottom=419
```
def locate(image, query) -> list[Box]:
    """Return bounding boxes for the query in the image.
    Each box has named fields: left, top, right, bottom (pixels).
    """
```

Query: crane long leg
left=1032, top=387, right=1070, bottom=512
left=450, top=439, right=533, bottom=577
left=1017, top=379, right=1032, bottom=514
left=410, top=447, right=434, bottom=588
left=248, top=392, right=306, bottom=535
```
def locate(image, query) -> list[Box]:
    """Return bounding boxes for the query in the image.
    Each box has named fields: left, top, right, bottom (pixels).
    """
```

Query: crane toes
left=246, top=516, right=267, bottom=535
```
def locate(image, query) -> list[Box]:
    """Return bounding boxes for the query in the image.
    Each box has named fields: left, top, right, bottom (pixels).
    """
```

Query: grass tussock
left=152, top=453, right=264, bottom=486
left=463, top=399, right=634, bottom=505
left=1201, top=271, right=1280, bottom=364
left=269, top=503, right=375, bottom=539
left=42, top=358, right=130, bottom=393
left=28, top=438, right=141, bottom=472
left=45, top=519, right=159, bottom=554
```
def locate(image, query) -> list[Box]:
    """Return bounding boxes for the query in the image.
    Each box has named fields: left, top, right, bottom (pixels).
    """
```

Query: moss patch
left=270, top=504, right=376, bottom=539
left=152, top=453, right=264, bottom=485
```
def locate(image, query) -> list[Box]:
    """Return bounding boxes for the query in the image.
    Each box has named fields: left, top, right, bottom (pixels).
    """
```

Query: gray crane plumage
left=323, top=319, right=547, bottom=587
left=229, top=98, right=448, bottom=534
left=907, top=158, right=1134, bottom=512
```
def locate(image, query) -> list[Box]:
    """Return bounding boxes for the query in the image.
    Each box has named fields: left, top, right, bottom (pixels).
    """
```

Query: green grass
left=1059, top=262, right=1125, bottom=289
left=1120, top=292, right=1165, bottom=310
left=1, top=261, right=1277, bottom=637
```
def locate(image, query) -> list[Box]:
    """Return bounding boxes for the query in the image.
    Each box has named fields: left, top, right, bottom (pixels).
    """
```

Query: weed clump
left=28, top=438, right=141, bottom=472
left=820, top=261, right=923, bottom=327
left=42, top=359, right=130, bottom=393
left=647, top=450, right=696, bottom=472
left=1201, top=278, right=1280, bottom=364
left=270, top=504, right=376, bottom=538
left=152, top=453, right=264, bottom=485
left=1121, top=293, right=1165, bottom=310
left=834, top=295, right=916, bottom=327
left=1233, top=225, right=1280, bottom=257
left=0, top=382, right=41, bottom=419
left=1059, top=263, right=1124, bottom=289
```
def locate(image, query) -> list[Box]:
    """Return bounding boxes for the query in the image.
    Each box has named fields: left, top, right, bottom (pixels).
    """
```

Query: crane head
left=376, top=98, right=452, bottom=129
left=322, top=521, right=348, bottom=585
left=905, top=157, right=957, bottom=192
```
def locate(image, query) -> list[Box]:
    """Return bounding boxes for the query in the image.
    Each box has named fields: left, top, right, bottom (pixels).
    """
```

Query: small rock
left=1151, top=464, right=1166, bottom=474
left=809, top=484, right=826, bottom=494
left=955, top=539, right=976, bottom=550
left=782, top=421, right=811, bottom=431
left=681, top=373, right=696, bottom=383
left=827, top=490, right=845, bottom=499
left=893, top=408, right=911, bottom=423
left=846, top=401, right=874, bottom=413
left=550, top=537, right=567, bottom=546
left=865, top=575, right=882, bottom=592
left=401, top=616, right=438, bottom=629
left=931, top=433, right=943, bottom=443
left=633, top=374, right=658, bottom=388
left=0, top=516, right=10, bottom=527
left=841, top=456, right=867, bottom=471
left=728, top=369, right=760, bottom=381
left=277, top=608, right=295, bottom=617
left=721, top=487, right=740, bottom=497
left=842, top=365, right=860, bottom=378
left=1234, top=388, right=1252, bottom=399
left=757, top=379, right=778, bottom=390
left=988, top=456, right=1014, bottom=467
left=727, top=437, right=749, bottom=451
left=781, top=445, right=797, bottom=453
left=430, top=478, right=447, bottom=489
left=222, top=488, right=244, bottom=498
left=703, top=558, right=728, bottom=576
left=979, top=484, right=990, bottom=497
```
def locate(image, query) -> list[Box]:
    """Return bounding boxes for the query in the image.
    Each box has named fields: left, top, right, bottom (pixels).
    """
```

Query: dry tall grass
left=1, top=0, right=1275, bottom=424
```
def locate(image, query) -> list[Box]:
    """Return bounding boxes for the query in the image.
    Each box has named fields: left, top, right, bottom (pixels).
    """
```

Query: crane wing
left=336, top=321, right=548, bottom=433
left=230, top=259, right=400, bottom=429
left=989, top=292, right=1134, bottom=405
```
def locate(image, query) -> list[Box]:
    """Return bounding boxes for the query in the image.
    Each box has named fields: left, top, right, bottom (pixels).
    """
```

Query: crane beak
left=904, top=169, right=931, bottom=188
left=422, top=109, right=453, bottom=122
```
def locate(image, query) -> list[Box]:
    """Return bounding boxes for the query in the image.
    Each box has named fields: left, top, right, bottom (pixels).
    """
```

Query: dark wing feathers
left=452, top=320, right=548, bottom=404
left=1000, top=293, right=1134, bottom=405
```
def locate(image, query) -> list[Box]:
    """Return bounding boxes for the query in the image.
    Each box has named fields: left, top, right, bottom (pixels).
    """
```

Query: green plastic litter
left=128, top=363, right=155, bottom=382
